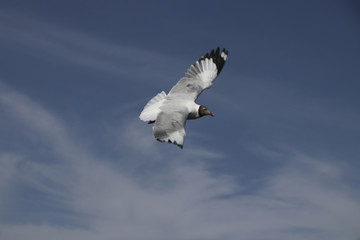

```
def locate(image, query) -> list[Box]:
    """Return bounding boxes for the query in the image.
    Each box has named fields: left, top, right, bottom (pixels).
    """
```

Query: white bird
left=139, top=47, right=228, bottom=149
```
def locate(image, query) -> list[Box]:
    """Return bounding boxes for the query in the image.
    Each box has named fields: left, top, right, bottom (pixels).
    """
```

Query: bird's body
left=139, top=47, right=228, bottom=148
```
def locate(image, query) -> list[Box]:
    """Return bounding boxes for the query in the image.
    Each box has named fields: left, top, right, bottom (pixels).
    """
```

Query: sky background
left=1, top=1, right=360, bottom=239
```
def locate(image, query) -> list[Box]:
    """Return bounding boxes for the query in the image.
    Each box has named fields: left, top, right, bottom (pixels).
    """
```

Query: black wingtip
left=156, top=138, right=184, bottom=149
left=199, top=47, right=228, bottom=75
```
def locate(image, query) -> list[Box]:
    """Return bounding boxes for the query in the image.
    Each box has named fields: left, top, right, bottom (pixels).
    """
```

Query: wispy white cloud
left=0, top=153, right=21, bottom=191
left=0, top=224, right=99, bottom=240
left=0, top=11, right=182, bottom=83
left=1, top=82, right=360, bottom=240
left=258, top=154, right=360, bottom=239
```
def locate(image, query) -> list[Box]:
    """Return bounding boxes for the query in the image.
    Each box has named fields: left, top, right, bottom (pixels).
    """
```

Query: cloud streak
left=0, top=11, right=182, bottom=83
left=1, top=82, right=359, bottom=240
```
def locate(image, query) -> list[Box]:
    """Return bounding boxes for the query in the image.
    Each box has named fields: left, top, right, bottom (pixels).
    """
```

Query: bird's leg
left=148, top=120, right=156, bottom=124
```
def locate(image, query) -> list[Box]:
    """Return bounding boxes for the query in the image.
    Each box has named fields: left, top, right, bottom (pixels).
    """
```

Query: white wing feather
left=139, top=91, right=167, bottom=121
left=168, top=48, right=228, bottom=101
left=153, top=101, right=188, bottom=148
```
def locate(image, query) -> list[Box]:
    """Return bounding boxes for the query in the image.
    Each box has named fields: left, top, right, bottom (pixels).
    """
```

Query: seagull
left=139, top=47, right=228, bottom=149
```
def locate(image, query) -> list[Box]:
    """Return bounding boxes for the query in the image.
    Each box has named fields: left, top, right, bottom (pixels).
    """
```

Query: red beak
left=209, top=112, right=215, bottom=117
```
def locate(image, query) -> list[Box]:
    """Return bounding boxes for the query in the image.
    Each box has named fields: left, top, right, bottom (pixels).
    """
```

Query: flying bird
left=139, top=47, right=228, bottom=149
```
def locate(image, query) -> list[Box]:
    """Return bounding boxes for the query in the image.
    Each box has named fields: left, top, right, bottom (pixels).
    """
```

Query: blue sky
left=1, top=1, right=360, bottom=239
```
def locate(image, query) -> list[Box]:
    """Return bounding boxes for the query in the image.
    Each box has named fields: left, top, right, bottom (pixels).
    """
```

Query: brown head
left=198, top=105, right=215, bottom=117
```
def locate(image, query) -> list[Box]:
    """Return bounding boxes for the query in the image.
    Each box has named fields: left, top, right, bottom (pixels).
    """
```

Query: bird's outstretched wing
left=168, top=47, right=228, bottom=101
left=153, top=102, right=188, bottom=149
